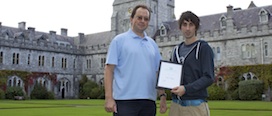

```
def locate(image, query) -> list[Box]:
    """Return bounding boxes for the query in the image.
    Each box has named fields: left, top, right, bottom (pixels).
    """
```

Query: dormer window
left=259, top=9, right=269, bottom=23
left=219, top=15, right=227, bottom=29
left=160, top=25, right=167, bottom=36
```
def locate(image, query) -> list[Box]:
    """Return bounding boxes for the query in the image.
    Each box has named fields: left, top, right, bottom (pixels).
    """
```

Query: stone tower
left=111, top=0, right=175, bottom=37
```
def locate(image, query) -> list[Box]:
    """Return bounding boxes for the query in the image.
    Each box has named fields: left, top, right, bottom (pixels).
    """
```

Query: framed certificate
left=156, top=60, right=182, bottom=89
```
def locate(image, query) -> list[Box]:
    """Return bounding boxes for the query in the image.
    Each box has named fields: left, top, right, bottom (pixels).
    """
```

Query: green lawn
left=0, top=100, right=272, bottom=116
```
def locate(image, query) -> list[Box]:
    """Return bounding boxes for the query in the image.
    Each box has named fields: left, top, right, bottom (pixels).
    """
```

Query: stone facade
left=0, top=0, right=271, bottom=99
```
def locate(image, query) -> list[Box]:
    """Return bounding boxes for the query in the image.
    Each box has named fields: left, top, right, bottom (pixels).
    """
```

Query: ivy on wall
left=217, top=64, right=272, bottom=90
left=0, top=70, right=57, bottom=92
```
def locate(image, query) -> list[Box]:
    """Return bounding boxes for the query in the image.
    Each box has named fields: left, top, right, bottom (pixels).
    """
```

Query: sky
left=1, top=0, right=271, bottom=37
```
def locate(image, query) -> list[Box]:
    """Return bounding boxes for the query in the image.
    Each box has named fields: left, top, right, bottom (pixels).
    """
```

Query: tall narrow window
left=38, top=56, right=41, bottom=66
left=251, top=44, right=256, bottom=58
left=27, top=54, right=30, bottom=65
left=88, top=59, right=91, bottom=69
left=16, top=53, right=19, bottom=64
left=264, top=42, right=268, bottom=56
left=217, top=47, right=221, bottom=61
left=62, top=58, right=64, bottom=68
left=42, top=56, right=45, bottom=66
left=73, top=59, right=76, bottom=69
left=212, top=47, right=216, bottom=59
left=64, top=58, right=67, bottom=68
left=246, top=44, right=251, bottom=58
left=86, top=59, right=89, bottom=69
left=0, top=51, right=3, bottom=64
left=52, top=57, right=55, bottom=67
left=13, top=53, right=16, bottom=64
left=241, top=44, right=246, bottom=58
left=101, top=58, right=106, bottom=68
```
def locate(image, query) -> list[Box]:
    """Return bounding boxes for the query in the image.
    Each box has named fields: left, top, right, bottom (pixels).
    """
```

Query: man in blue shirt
left=104, top=4, right=167, bottom=116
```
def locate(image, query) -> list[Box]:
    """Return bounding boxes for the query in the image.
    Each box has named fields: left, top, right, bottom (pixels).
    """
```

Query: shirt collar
left=128, top=29, right=148, bottom=41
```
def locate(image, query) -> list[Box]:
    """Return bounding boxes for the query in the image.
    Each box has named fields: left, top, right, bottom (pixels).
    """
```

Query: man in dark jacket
left=169, top=11, right=215, bottom=116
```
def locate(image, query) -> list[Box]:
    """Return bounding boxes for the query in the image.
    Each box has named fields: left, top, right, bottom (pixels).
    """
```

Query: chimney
left=50, top=31, right=56, bottom=36
left=0, top=22, right=2, bottom=27
left=61, top=28, right=67, bottom=36
left=226, top=5, right=233, bottom=19
left=28, top=27, right=35, bottom=40
left=78, top=33, right=85, bottom=44
left=28, top=27, right=35, bottom=32
left=18, top=22, right=26, bottom=30
left=49, top=31, right=57, bottom=42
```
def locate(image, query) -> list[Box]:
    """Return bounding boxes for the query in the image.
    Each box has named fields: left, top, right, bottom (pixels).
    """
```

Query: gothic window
left=62, top=58, right=67, bottom=69
left=160, top=25, right=167, bottom=36
left=219, top=15, right=227, bottom=28
left=264, top=42, right=268, bottom=57
left=259, top=9, right=268, bottom=23
left=217, top=76, right=224, bottom=87
left=0, top=51, right=3, bottom=64
left=241, top=72, right=258, bottom=81
left=7, top=76, right=23, bottom=87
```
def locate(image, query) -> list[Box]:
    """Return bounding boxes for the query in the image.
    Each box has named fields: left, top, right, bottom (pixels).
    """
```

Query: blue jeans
left=172, top=98, right=206, bottom=106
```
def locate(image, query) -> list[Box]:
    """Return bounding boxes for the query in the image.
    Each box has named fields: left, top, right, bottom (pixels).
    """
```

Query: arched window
left=259, top=9, right=268, bottom=23
left=219, top=15, right=227, bottom=28
left=160, top=25, right=167, bottom=36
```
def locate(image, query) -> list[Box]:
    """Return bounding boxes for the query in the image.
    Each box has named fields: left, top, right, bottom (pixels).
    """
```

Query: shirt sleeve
left=106, top=39, right=119, bottom=65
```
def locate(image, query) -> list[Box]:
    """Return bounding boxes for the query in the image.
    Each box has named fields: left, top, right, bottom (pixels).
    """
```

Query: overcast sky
left=1, top=0, right=270, bottom=37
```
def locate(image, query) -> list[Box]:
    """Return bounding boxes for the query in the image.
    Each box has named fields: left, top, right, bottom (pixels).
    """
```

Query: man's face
left=130, top=7, right=150, bottom=33
left=181, top=20, right=196, bottom=39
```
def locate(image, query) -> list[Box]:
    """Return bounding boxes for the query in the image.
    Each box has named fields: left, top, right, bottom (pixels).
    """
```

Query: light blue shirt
left=106, top=29, right=161, bottom=101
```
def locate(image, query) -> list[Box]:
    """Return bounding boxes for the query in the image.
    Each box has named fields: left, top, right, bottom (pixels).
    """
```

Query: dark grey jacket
left=171, top=40, right=215, bottom=100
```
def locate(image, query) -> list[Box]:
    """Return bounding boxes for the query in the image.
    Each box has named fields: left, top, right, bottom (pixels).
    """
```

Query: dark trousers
left=113, top=99, right=156, bottom=116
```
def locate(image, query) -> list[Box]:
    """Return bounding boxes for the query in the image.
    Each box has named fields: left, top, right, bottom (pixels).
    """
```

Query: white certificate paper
left=156, top=60, right=182, bottom=89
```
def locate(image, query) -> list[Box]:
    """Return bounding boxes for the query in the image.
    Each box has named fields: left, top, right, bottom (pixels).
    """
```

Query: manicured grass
left=0, top=100, right=272, bottom=116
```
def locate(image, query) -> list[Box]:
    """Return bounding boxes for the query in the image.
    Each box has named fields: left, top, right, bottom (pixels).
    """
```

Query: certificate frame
left=156, top=60, right=182, bottom=89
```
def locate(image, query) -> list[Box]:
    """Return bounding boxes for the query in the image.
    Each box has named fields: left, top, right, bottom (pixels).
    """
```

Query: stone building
left=0, top=0, right=271, bottom=99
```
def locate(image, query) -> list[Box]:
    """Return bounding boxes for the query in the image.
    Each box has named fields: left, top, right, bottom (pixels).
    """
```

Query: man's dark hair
left=178, top=11, right=200, bottom=31
left=130, top=4, right=151, bottom=20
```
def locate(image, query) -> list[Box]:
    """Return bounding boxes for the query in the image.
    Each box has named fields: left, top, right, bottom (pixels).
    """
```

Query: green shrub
left=0, top=89, right=5, bottom=99
left=90, top=87, right=102, bottom=99
left=82, top=81, right=100, bottom=99
left=239, top=80, right=264, bottom=100
left=207, top=84, right=226, bottom=100
left=230, top=89, right=239, bottom=100
left=30, top=84, right=54, bottom=99
left=5, top=86, right=25, bottom=99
